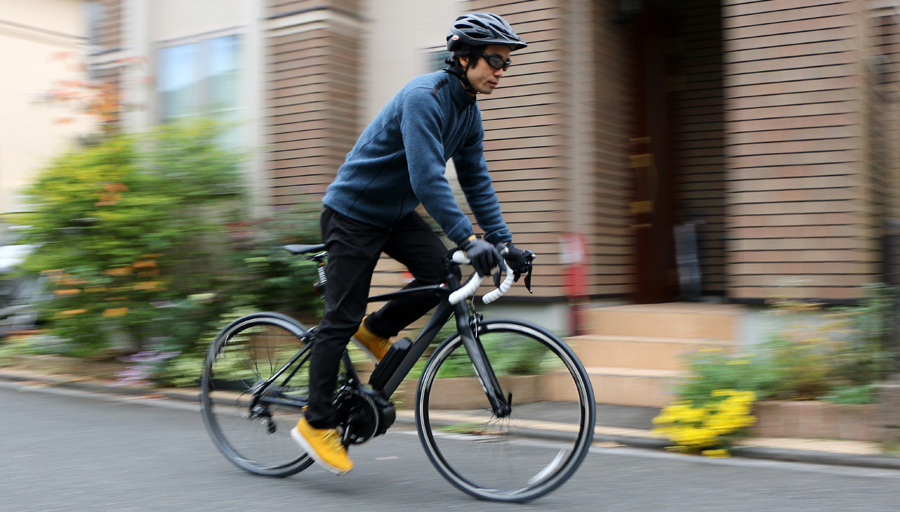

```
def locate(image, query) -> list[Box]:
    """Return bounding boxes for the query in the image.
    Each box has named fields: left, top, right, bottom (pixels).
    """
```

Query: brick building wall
left=672, top=0, right=727, bottom=296
left=721, top=0, right=876, bottom=301
left=464, top=0, right=569, bottom=298
left=265, top=0, right=361, bottom=207
left=466, top=0, right=637, bottom=300
left=592, top=0, right=636, bottom=297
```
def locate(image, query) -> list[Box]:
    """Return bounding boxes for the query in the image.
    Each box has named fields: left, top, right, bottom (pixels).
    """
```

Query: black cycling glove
left=501, top=242, right=529, bottom=280
left=459, top=236, right=501, bottom=277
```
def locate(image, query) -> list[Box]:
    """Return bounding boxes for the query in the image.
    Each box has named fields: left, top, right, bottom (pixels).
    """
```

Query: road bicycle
left=200, top=244, right=596, bottom=502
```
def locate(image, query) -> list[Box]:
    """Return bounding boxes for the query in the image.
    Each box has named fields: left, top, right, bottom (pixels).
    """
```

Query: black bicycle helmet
left=446, top=12, right=527, bottom=52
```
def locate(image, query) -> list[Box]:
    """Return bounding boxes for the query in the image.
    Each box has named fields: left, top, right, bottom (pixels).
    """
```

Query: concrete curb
left=729, top=446, right=900, bottom=471
left=3, top=369, right=900, bottom=471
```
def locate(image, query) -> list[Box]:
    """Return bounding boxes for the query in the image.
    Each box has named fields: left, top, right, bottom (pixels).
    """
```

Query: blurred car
left=0, top=226, right=42, bottom=337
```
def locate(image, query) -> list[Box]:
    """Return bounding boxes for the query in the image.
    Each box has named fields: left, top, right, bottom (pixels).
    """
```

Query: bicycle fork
left=452, top=301, right=512, bottom=418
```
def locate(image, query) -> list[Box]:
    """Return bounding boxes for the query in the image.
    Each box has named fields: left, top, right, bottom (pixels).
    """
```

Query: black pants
left=305, top=207, right=459, bottom=429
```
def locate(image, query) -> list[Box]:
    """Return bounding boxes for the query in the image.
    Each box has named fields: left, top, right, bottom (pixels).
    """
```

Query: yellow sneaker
left=291, top=418, right=353, bottom=475
left=351, top=317, right=391, bottom=362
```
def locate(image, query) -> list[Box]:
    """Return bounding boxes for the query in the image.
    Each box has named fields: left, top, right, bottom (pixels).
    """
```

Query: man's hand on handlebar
left=499, top=242, right=535, bottom=293
left=458, top=236, right=502, bottom=277
left=499, top=242, right=528, bottom=281
left=448, top=242, right=537, bottom=304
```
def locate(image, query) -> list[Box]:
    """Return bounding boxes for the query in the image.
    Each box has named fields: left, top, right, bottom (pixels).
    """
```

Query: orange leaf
left=103, top=267, right=133, bottom=276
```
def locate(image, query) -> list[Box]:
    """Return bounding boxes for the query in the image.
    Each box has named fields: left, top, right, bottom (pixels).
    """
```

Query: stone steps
left=567, top=303, right=745, bottom=407
left=568, top=335, right=733, bottom=371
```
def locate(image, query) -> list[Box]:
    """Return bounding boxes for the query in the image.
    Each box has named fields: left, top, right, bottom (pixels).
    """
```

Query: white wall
left=0, top=0, right=94, bottom=214
left=361, top=0, right=461, bottom=125
left=149, top=0, right=245, bottom=43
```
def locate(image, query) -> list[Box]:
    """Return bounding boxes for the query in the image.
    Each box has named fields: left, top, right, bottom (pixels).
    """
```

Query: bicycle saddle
left=284, top=244, right=326, bottom=255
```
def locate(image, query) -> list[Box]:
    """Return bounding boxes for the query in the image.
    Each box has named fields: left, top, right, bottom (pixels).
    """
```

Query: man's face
left=461, top=45, right=512, bottom=95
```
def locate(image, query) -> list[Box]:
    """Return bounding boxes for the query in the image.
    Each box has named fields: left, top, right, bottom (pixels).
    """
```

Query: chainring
left=335, top=388, right=380, bottom=445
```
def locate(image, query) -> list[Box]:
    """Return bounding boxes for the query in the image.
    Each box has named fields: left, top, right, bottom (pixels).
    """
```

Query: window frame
left=155, top=29, right=244, bottom=126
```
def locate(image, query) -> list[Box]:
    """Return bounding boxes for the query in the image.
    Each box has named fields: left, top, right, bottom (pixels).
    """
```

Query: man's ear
left=459, top=56, right=469, bottom=69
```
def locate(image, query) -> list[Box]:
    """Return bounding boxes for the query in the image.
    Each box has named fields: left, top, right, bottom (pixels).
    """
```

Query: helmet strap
left=444, top=67, right=478, bottom=96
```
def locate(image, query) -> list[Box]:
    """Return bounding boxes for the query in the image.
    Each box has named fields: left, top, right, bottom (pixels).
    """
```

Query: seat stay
left=249, top=343, right=312, bottom=410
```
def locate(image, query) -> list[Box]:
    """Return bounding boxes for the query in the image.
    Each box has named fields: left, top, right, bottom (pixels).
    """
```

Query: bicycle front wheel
left=200, top=312, right=313, bottom=477
left=416, top=320, right=595, bottom=502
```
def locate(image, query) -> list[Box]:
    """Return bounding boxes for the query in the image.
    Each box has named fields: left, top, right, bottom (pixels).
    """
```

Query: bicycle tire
left=200, top=312, right=314, bottom=477
left=415, top=320, right=595, bottom=502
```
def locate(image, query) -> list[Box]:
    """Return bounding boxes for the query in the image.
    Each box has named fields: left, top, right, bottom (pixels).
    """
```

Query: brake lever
left=493, top=258, right=508, bottom=288
left=522, top=251, right=535, bottom=294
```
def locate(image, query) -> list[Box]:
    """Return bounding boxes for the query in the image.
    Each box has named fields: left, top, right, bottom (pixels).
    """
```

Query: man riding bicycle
left=291, top=12, right=531, bottom=474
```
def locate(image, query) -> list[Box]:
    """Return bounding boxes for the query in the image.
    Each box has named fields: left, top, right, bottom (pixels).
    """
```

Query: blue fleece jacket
left=322, top=69, right=511, bottom=246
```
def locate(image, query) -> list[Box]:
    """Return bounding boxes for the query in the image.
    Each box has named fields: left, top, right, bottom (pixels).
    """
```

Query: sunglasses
left=480, top=53, right=512, bottom=71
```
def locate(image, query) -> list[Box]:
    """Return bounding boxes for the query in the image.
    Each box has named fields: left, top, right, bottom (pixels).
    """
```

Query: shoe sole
left=291, top=427, right=351, bottom=476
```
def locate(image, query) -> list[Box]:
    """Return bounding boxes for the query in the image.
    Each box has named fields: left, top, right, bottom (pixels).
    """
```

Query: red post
left=561, top=234, right=588, bottom=336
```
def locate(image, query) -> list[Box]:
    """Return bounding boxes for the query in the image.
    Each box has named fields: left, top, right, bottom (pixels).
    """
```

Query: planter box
left=752, top=401, right=879, bottom=442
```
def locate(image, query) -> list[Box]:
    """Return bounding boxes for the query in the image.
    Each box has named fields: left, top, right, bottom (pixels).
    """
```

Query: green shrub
left=11, top=121, right=321, bottom=363
left=222, top=205, right=321, bottom=317
left=674, top=285, right=895, bottom=405
left=676, top=349, right=778, bottom=405
left=823, top=384, right=876, bottom=405
left=762, top=287, right=894, bottom=401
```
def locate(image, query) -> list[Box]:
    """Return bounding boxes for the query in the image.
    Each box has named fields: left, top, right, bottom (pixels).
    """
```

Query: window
left=158, top=35, right=241, bottom=126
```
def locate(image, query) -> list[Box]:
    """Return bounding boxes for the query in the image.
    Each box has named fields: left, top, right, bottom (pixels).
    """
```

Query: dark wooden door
left=630, top=7, right=677, bottom=303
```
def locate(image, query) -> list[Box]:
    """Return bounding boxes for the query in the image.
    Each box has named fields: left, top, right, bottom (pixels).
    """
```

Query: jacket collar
left=442, top=69, right=476, bottom=108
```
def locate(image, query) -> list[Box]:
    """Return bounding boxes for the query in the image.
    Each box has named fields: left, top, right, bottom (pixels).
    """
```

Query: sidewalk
left=2, top=364, right=900, bottom=471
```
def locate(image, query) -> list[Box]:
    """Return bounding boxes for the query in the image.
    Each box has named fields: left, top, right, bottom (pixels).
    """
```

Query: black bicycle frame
left=364, top=266, right=510, bottom=416
left=254, top=261, right=512, bottom=418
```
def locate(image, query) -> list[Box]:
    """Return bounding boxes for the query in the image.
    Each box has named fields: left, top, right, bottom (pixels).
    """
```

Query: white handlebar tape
left=482, top=271, right=515, bottom=304
left=448, top=273, right=483, bottom=304
left=451, top=251, right=471, bottom=265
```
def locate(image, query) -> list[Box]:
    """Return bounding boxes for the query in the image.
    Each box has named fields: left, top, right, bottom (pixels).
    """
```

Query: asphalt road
left=4, top=381, right=900, bottom=511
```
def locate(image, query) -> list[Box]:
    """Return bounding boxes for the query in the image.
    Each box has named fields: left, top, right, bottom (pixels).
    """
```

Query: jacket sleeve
left=400, top=87, right=475, bottom=245
left=452, top=109, right=511, bottom=245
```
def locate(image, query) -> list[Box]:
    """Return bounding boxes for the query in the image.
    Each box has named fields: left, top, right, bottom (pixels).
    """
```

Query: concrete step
left=567, top=335, right=734, bottom=371
left=584, top=303, right=744, bottom=340
left=587, top=367, right=683, bottom=408
left=541, top=367, right=683, bottom=408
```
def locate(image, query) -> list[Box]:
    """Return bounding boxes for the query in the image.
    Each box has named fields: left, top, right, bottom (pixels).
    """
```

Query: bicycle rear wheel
left=200, top=312, right=313, bottom=477
left=416, top=320, right=595, bottom=502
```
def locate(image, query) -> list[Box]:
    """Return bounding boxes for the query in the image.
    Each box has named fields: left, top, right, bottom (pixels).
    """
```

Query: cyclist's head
left=444, top=13, right=526, bottom=94
left=447, top=12, right=528, bottom=95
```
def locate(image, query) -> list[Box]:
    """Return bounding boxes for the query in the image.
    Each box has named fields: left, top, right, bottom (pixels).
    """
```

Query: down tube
left=379, top=301, right=454, bottom=398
